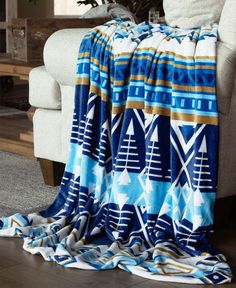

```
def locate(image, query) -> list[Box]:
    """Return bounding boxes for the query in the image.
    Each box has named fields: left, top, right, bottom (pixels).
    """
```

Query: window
left=54, top=0, right=102, bottom=16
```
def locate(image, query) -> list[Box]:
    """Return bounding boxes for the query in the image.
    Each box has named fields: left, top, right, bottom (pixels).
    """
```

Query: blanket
left=0, top=20, right=232, bottom=284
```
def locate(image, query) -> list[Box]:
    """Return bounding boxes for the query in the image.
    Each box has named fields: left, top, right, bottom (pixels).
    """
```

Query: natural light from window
left=54, top=0, right=103, bottom=16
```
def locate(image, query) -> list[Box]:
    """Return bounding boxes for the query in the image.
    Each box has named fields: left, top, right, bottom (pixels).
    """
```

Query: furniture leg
left=38, top=158, right=65, bottom=186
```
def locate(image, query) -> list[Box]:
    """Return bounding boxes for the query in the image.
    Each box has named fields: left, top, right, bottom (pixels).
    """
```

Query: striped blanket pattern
left=0, top=20, right=232, bottom=284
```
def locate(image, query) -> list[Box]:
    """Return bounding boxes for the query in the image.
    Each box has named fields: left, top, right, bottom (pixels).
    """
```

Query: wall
left=17, top=0, right=54, bottom=18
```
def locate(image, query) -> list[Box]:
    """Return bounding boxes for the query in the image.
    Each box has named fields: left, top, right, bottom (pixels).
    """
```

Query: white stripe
left=109, top=208, right=134, bottom=214
left=79, top=192, right=88, bottom=197
left=148, top=167, right=162, bottom=171
left=79, top=199, right=87, bottom=203
left=193, top=171, right=210, bottom=175
left=109, top=214, right=131, bottom=221
left=147, top=146, right=159, bottom=150
left=116, top=165, right=140, bottom=170
left=124, top=139, right=135, bottom=143
left=117, top=159, right=139, bottom=163
left=69, top=192, right=77, bottom=197
left=109, top=220, right=128, bottom=227
left=157, top=218, right=171, bottom=226
left=193, top=178, right=211, bottom=182
left=112, top=114, right=123, bottom=135
left=120, top=145, right=137, bottom=149
left=193, top=185, right=213, bottom=189
left=179, top=238, right=197, bottom=243
left=194, top=164, right=209, bottom=168
left=70, top=186, right=79, bottom=191
left=146, top=173, right=162, bottom=178
left=146, top=152, right=161, bottom=157
left=109, top=225, right=124, bottom=233
left=196, top=157, right=208, bottom=160
left=84, top=135, right=92, bottom=139
left=146, top=159, right=161, bottom=164
left=118, top=152, right=138, bottom=156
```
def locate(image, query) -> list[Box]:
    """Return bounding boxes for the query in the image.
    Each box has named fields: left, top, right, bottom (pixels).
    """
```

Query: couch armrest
left=217, top=42, right=236, bottom=114
left=29, top=66, right=61, bottom=109
left=43, top=28, right=90, bottom=87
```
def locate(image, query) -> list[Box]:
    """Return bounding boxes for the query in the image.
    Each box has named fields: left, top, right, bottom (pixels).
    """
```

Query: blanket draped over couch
left=0, top=20, right=232, bottom=284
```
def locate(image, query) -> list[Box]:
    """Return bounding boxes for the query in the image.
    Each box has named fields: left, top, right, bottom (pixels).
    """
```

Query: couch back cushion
left=163, top=0, right=225, bottom=29
left=218, top=0, right=236, bottom=47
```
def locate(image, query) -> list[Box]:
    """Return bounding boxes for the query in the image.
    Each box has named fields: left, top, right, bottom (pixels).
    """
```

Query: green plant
left=77, top=0, right=164, bottom=22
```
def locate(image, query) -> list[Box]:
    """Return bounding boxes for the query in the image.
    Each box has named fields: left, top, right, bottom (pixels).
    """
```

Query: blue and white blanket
left=0, top=20, right=232, bottom=284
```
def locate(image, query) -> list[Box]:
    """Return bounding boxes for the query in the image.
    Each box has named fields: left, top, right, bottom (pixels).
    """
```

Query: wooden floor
left=0, top=229, right=235, bottom=288
left=0, top=82, right=34, bottom=159
left=0, top=114, right=34, bottom=159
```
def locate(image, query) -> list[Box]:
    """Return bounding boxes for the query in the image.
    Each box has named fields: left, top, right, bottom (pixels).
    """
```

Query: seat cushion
left=218, top=0, right=236, bottom=48
left=33, top=109, right=63, bottom=162
left=217, top=42, right=236, bottom=115
left=29, top=66, right=61, bottom=109
left=163, top=0, right=225, bottom=28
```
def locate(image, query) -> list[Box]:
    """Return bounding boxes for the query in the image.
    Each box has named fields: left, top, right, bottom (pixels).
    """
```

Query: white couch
left=29, top=28, right=90, bottom=165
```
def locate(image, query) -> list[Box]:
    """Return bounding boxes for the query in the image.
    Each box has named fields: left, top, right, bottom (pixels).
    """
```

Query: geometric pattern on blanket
left=0, top=19, right=232, bottom=284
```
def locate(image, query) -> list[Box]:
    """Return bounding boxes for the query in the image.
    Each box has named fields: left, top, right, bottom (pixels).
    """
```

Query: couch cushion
left=217, top=42, right=236, bottom=115
left=43, top=28, right=90, bottom=87
left=33, top=109, right=63, bottom=162
left=163, top=0, right=225, bottom=29
left=61, top=85, right=76, bottom=163
left=29, top=66, right=61, bottom=109
left=218, top=0, right=236, bottom=48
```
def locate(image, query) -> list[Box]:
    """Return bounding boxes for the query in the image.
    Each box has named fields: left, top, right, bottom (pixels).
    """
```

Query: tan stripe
left=114, top=77, right=214, bottom=94
left=156, top=247, right=180, bottom=259
left=156, top=261, right=193, bottom=274
left=90, top=57, right=109, bottom=72
left=116, top=49, right=215, bottom=61
left=10, top=218, right=23, bottom=227
left=175, top=64, right=215, bottom=70
left=201, top=277, right=213, bottom=284
left=199, top=260, right=218, bottom=265
left=170, top=111, right=218, bottom=125
left=173, top=84, right=215, bottom=93
left=78, top=52, right=90, bottom=59
left=118, top=57, right=215, bottom=70
left=112, top=102, right=217, bottom=125
left=76, top=77, right=90, bottom=85
left=71, top=230, right=78, bottom=242
left=90, top=85, right=108, bottom=102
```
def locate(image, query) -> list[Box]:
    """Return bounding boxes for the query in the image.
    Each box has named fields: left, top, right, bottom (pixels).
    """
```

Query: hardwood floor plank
left=19, top=131, right=33, bottom=143
left=0, top=238, right=145, bottom=288
left=0, top=112, right=34, bottom=158
left=0, top=230, right=235, bottom=288
left=0, top=265, right=86, bottom=288
left=0, top=138, right=34, bottom=159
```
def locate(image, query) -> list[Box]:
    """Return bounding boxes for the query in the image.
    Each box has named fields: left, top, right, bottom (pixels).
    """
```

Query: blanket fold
left=0, top=19, right=232, bottom=284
